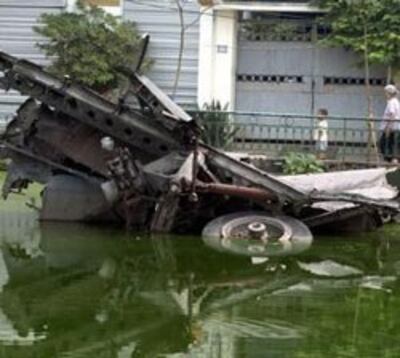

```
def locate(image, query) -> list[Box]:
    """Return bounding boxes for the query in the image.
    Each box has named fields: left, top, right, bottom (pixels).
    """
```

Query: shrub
left=34, top=0, right=150, bottom=92
left=282, top=152, right=325, bottom=175
left=197, top=101, right=239, bottom=149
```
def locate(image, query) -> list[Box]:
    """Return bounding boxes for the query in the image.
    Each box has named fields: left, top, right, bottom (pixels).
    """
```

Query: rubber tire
left=202, top=211, right=313, bottom=257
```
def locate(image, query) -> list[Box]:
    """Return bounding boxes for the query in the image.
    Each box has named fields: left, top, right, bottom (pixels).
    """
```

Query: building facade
left=198, top=1, right=387, bottom=117
left=0, top=0, right=66, bottom=120
left=0, top=0, right=388, bottom=121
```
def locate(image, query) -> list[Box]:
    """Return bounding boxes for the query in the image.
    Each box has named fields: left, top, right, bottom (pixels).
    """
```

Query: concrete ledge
left=214, top=2, right=325, bottom=13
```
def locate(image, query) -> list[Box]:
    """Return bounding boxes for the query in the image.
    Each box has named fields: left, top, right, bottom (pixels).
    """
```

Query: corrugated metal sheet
left=0, top=0, right=200, bottom=120
left=123, top=0, right=200, bottom=108
left=0, top=0, right=64, bottom=6
left=0, top=0, right=65, bottom=120
left=236, top=38, right=387, bottom=119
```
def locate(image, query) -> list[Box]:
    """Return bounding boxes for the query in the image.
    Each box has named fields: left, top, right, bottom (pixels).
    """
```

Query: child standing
left=314, top=108, right=329, bottom=159
left=379, top=84, right=400, bottom=162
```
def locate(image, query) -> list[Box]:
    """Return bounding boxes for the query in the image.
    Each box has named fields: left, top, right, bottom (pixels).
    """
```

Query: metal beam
left=0, top=52, right=182, bottom=157
left=201, top=144, right=307, bottom=203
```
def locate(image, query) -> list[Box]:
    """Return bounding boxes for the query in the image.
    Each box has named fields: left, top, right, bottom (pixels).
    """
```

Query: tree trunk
left=172, top=1, right=185, bottom=100
left=387, top=65, right=393, bottom=84
left=363, top=22, right=379, bottom=163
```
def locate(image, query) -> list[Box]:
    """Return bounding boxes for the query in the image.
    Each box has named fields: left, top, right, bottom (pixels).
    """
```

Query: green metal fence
left=193, top=110, right=396, bottom=163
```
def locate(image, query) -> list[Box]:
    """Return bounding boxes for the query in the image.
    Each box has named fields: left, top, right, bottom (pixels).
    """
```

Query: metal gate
left=235, top=15, right=387, bottom=118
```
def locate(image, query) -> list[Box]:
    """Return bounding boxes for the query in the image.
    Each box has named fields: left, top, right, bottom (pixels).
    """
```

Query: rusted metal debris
left=0, top=41, right=399, bottom=256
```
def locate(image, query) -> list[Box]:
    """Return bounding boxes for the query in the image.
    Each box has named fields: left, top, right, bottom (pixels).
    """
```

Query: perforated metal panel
left=0, top=0, right=65, bottom=120
left=235, top=17, right=387, bottom=118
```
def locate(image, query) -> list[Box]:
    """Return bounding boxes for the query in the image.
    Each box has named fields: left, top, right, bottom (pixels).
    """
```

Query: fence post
left=342, top=117, right=347, bottom=164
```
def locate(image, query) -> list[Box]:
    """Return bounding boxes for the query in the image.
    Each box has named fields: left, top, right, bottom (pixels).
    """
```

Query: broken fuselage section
left=0, top=46, right=398, bottom=256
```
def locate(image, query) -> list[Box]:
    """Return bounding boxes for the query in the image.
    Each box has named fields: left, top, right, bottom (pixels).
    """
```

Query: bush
left=35, top=0, right=150, bottom=92
left=282, top=152, right=324, bottom=175
left=197, top=101, right=239, bottom=149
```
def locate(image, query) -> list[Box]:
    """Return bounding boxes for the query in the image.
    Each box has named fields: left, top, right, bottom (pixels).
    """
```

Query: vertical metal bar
left=284, top=116, right=288, bottom=154
left=342, top=116, right=347, bottom=164
left=309, top=115, right=314, bottom=153
left=260, top=123, right=265, bottom=152
left=267, top=124, right=272, bottom=153
left=251, top=116, right=256, bottom=152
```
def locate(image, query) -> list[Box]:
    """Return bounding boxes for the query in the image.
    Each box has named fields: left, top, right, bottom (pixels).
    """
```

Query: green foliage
left=316, top=0, right=400, bottom=69
left=242, top=21, right=297, bottom=41
left=198, top=101, right=239, bottom=149
left=34, top=0, right=149, bottom=92
left=282, top=152, right=324, bottom=175
left=0, top=159, right=7, bottom=171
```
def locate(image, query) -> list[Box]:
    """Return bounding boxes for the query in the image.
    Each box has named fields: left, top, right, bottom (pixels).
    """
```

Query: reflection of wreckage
left=0, top=43, right=399, bottom=256
left=0, top=222, right=396, bottom=356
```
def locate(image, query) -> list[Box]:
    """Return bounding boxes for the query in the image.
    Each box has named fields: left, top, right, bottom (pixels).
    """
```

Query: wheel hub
left=202, top=212, right=313, bottom=257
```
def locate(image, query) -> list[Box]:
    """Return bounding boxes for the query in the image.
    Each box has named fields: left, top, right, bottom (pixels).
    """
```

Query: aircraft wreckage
left=0, top=44, right=399, bottom=257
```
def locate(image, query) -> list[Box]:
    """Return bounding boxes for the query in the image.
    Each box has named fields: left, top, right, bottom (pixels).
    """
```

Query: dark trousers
left=379, top=131, right=399, bottom=161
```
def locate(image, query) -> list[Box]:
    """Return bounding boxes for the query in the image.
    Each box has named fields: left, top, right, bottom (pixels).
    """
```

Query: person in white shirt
left=314, top=108, right=329, bottom=158
left=379, top=84, right=400, bottom=161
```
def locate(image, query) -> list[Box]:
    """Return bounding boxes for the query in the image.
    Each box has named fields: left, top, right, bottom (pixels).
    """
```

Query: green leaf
left=34, top=0, right=151, bottom=92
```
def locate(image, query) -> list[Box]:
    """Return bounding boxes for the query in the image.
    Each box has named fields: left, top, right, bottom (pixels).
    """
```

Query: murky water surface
left=1, top=193, right=400, bottom=357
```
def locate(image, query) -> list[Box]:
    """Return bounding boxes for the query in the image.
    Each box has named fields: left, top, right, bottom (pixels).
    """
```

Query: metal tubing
left=196, top=182, right=276, bottom=202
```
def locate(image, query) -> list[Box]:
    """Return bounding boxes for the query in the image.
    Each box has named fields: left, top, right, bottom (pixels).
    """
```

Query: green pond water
left=0, top=187, right=400, bottom=357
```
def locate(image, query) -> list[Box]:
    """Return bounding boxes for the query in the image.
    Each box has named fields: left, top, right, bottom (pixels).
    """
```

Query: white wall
left=197, top=9, right=237, bottom=110
left=67, top=0, right=123, bottom=15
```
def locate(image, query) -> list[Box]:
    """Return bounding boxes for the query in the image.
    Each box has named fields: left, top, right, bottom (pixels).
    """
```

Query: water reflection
left=0, top=209, right=399, bottom=357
